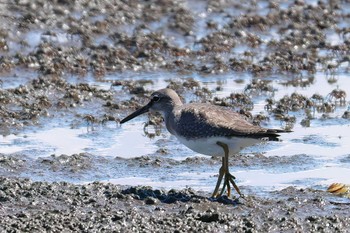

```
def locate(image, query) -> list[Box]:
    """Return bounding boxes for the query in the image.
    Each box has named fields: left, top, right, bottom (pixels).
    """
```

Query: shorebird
left=120, top=88, right=288, bottom=198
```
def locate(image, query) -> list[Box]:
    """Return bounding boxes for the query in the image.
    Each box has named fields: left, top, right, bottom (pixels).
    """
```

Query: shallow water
left=1, top=69, right=349, bottom=196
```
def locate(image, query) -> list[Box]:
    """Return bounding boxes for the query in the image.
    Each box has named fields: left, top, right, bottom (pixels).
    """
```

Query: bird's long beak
left=120, top=101, right=152, bottom=124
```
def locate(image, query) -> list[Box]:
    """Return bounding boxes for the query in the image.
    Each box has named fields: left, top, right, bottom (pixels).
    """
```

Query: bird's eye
left=152, top=96, right=160, bottom=102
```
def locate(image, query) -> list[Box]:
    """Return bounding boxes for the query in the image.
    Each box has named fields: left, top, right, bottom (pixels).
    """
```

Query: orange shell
left=327, top=183, right=348, bottom=194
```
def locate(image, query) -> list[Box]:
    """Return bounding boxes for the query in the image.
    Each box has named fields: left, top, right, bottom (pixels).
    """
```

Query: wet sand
left=1, top=177, right=350, bottom=232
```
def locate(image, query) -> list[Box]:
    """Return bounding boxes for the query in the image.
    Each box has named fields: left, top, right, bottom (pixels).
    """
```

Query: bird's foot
left=227, top=172, right=245, bottom=199
left=212, top=172, right=245, bottom=199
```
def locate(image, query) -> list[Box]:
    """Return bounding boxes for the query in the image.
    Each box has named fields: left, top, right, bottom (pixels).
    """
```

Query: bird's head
left=120, top=88, right=182, bottom=124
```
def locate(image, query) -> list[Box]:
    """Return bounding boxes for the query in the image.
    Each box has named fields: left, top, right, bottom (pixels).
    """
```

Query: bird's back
left=172, top=103, right=285, bottom=141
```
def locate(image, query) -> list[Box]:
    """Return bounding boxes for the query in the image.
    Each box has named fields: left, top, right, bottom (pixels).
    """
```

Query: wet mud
left=1, top=0, right=350, bottom=231
left=1, top=177, right=350, bottom=232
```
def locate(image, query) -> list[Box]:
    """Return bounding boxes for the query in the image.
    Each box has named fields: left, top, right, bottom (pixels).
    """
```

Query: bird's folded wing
left=175, top=103, right=282, bottom=140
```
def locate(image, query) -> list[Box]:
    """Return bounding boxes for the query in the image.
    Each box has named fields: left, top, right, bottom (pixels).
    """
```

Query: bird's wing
left=174, top=103, right=282, bottom=140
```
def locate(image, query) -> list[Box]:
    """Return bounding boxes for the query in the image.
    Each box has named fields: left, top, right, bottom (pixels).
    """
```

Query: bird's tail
left=264, top=128, right=292, bottom=141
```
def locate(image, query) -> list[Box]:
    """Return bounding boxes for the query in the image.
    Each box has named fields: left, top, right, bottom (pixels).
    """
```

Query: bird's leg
left=211, top=156, right=225, bottom=198
left=215, top=141, right=244, bottom=198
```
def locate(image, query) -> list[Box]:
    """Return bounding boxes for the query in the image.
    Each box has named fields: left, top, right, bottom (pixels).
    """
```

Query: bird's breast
left=175, top=135, right=261, bottom=156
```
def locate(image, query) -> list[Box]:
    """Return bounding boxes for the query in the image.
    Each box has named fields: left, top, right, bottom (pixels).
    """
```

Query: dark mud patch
left=0, top=76, right=118, bottom=135
left=0, top=153, right=124, bottom=182
left=119, top=153, right=319, bottom=177
left=1, top=177, right=349, bottom=232
left=339, top=154, right=350, bottom=164
left=0, top=151, right=327, bottom=191
left=227, top=153, right=317, bottom=170
left=0, top=154, right=29, bottom=173
left=179, top=153, right=319, bottom=172
left=292, top=134, right=340, bottom=147
left=38, top=153, right=99, bottom=173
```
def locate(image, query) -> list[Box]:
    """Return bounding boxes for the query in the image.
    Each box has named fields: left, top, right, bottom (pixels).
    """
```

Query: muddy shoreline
left=1, top=177, right=350, bottom=232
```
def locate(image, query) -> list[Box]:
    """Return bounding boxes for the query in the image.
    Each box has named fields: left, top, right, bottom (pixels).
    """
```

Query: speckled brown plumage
left=170, top=103, right=284, bottom=140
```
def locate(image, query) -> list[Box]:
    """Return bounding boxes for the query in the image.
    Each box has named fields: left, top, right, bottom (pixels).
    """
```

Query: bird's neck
left=162, top=107, right=177, bottom=135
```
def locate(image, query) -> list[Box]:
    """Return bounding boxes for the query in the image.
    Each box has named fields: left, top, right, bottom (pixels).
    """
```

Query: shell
left=327, top=183, right=350, bottom=197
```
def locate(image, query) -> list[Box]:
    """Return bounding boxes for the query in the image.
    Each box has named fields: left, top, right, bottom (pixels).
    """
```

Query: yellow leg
left=211, top=158, right=225, bottom=198
left=213, top=141, right=244, bottom=198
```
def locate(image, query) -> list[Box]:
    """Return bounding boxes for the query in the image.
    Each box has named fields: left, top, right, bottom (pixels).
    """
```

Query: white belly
left=175, top=135, right=261, bottom=156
